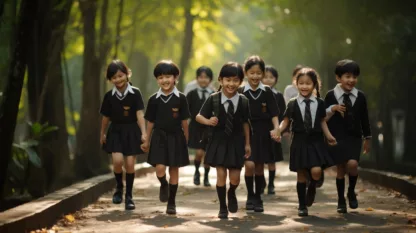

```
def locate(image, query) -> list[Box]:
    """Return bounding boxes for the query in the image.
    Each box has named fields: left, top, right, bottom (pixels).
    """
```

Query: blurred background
left=1, top=0, right=415, bottom=211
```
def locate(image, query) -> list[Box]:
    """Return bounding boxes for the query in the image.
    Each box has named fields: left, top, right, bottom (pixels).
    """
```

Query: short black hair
left=196, top=66, right=213, bottom=81
left=244, top=55, right=265, bottom=73
left=106, top=59, right=130, bottom=80
left=265, top=65, right=279, bottom=83
left=219, top=62, right=244, bottom=81
left=153, top=60, right=180, bottom=78
left=335, top=59, right=360, bottom=77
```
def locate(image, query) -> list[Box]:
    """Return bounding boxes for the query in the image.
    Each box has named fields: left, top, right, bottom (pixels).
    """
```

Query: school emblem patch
left=123, top=106, right=130, bottom=116
left=262, top=103, right=267, bottom=113
left=172, top=108, right=179, bottom=119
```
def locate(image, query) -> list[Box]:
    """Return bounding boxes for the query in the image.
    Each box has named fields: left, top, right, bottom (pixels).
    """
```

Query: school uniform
left=145, top=87, right=190, bottom=167
left=285, top=96, right=333, bottom=172
left=240, top=83, right=281, bottom=163
left=325, top=84, right=371, bottom=164
left=100, top=83, right=144, bottom=155
left=272, top=87, right=286, bottom=162
left=200, top=92, right=250, bottom=169
left=186, top=87, right=213, bottom=149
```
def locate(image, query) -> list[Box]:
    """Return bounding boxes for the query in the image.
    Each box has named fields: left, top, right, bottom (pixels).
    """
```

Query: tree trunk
left=0, top=0, right=40, bottom=203
left=75, top=0, right=108, bottom=178
left=178, top=0, right=194, bottom=92
left=99, top=0, right=111, bottom=98
left=113, top=0, right=124, bottom=59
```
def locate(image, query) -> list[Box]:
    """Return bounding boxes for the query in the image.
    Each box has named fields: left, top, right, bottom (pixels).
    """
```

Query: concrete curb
left=358, top=167, right=416, bottom=200
left=0, top=163, right=155, bottom=233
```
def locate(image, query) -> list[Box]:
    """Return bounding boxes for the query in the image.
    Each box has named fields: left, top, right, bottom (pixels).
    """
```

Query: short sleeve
left=133, top=88, right=145, bottom=111
left=144, top=96, right=157, bottom=122
left=186, top=91, right=193, bottom=112
left=241, top=96, right=251, bottom=123
left=283, top=99, right=295, bottom=120
left=318, top=99, right=326, bottom=119
left=276, top=92, right=286, bottom=121
left=199, top=95, right=213, bottom=118
left=265, top=88, right=279, bottom=117
left=100, top=93, right=111, bottom=117
left=180, top=94, right=191, bottom=120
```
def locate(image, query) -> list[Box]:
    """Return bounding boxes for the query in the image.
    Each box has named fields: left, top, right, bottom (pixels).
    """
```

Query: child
left=186, top=66, right=214, bottom=187
left=325, top=59, right=371, bottom=213
left=141, top=60, right=190, bottom=215
left=240, top=55, right=280, bottom=212
left=279, top=67, right=336, bottom=217
left=283, top=65, right=303, bottom=104
left=100, top=60, right=146, bottom=210
left=261, top=65, right=286, bottom=195
left=196, top=62, right=251, bottom=219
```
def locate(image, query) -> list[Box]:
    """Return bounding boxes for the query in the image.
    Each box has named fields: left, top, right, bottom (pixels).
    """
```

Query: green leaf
left=41, top=126, right=59, bottom=135
left=19, top=139, right=39, bottom=148
left=12, top=157, right=25, bottom=170
left=26, top=147, right=42, bottom=168
left=31, top=122, right=42, bottom=137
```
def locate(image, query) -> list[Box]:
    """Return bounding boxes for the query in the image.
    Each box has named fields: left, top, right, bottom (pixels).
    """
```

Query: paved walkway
left=52, top=163, right=416, bottom=233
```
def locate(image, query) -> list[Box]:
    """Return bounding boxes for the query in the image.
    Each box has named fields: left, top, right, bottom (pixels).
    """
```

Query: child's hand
left=327, top=135, right=337, bottom=146
left=207, top=117, right=219, bottom=126
left=100, top=134, right=106, bottom=145
left=141, top=141, right=150, bottom=152
left=363, top=139, right=371, bottom=154
left=244, top=144, right=251, bottom=159
left=332, top=104, right=346, bottom=117
left=270, top=128, right=281, bottom=142
left=141, top=133, right=147, bottom=143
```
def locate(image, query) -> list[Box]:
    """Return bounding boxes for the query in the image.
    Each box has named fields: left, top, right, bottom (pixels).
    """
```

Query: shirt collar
left=297, top=95, right=316, bottom=104
left=197, top=86, right=213, bottom=94
left=243, top=82, right=266, bottom=93
left=111, top=83, right=134, bottom=96
left=271, top=87, right=278, bottom=94
left=156, top=86, right=180, bottom=98
left=221, top=91, right=240, bottom=106
left=334, top=84, right=358, bottom=100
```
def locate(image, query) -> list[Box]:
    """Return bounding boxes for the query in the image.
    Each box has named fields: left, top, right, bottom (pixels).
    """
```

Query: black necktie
left=343, top=93, right=354, bottom=128
left=201, top=89, right=207, bottom=103
left=225, top=100, right=234, bottom=136
left=303, top=98, right=312, bottom=132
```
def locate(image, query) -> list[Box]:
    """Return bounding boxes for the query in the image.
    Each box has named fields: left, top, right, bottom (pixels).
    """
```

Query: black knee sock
left=268, top=170, right=276, bottom=187
left=168, top=184, right=178, bottom=205
left=309, top=178, right=317, bottom=188
left=348, top=175, right=358, bottom=194
left=194, top=160, right=201, bottom=173
left=255, top=175, right=264, bottom=197
left=204, top=167, right=210, bottom=179
left=336, top=178, right=345, bottom=201
left=216, top=185, right=227, bottom=209
left=114, top=172, right=123, bottom=190
left=297, top=182, right=307, bottom=209
left=157, top=175, right=168, bottom=186
left=245, top=176, right=254, bottom=197
left=125, top=173, right=134, bottom=198
left=228, top=183, right=238, bottom=195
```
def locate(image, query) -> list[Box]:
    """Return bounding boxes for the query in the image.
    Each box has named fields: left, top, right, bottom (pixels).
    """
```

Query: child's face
left=246, top=64, right=264, bottom=88
left=296, top=75, right=315, bottom=98
left=336, top=73, right=357, bottom=92
left=110, top=70, right=128, bottom=89
left=157, top=74, right=177, bottom=93
left=219, top=76, right=241, bottom=96
left=196, top=72, right=211, bottom=88
left=262, top=71, right=277, bottom=87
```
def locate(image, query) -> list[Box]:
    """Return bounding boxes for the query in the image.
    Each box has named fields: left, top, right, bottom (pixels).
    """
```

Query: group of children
left=99, top=56, right=371, bottom=218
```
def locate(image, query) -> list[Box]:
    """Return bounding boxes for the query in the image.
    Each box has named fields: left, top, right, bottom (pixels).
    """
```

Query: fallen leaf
left=407, top=218, right=416, bottom=225
left=359, top=188, right=367, bottom=192
left=302, top=226, right=309, bottom=232
left=365, top=207, right=374, bottom=211
left=163, top=225, right=169, bottom=228
left=64, top=214, right=75, bottom=223
left=107, top=220, right=112, bottom=223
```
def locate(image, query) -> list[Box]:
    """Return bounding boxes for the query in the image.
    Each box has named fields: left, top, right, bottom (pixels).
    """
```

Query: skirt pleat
left=248, top=121, right=282, bottom=163
left=188, top=120, right=206, bottom=149
left=103, top=123, right=144, bottom=156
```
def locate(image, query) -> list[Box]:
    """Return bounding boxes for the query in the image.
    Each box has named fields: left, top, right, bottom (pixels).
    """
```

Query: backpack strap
left=211, top=92, right=221, bottom=117
left=239, top=94, right=253, bottom=135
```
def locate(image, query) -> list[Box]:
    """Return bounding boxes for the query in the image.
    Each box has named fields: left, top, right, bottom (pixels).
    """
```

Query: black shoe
left=316, top=171, right=324, bottom=188
left=254, top=198, right=264, bottom=212
left=125, top=196, right=135, bottom=210
left=203, top=176, right=211, bottom=187
left=159, top=184, right=169, bottom=203
left=112, top=189, right=123, bottom=204
left=298, top=207, right=308, bottom=217
left=347, top=191, right=358, bottom=209
left=193, top=171, right=200, bottom=186
left=227, top=190, right=238, bottom=213
left=166, top=204, right=176, bottom=215
left=246, top=196, right=254, bottom=211
left=306, top=185, right=316, bottom=207
left=218, top=207, right=228, bottom=219
left=267, top=185, right=275, bottom=195
left=337, top=199, right=347, bottom=213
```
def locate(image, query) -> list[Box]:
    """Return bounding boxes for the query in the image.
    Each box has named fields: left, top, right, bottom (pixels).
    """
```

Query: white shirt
left=284, top=84, right=299, bottom=104
left=221, top=92, right=239, bottom=113
left=111, top=83, right=135, bottom=100
left=243, top=82, right=266, bottom=100
left=197, top=86, right=212, bottom=100
left=326, top=84, right=359, bottom=116
left=297, top=95, right=318, bottom=125
left=156, top=86, right=180, bottom=103
left=184, top=80, right=215, bottom=95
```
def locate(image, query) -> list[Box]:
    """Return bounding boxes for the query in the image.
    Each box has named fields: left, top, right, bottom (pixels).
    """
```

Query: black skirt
left=188, top=120, right=206, bottom=149
left=247, top=121, right=282, bottom=163
left=289, top=132, right=333, bottom=172
left=147, top=128, right=190, bottom=167
left=204, top=129, right=246, bottom=169
left=329, top=135, right=362, bottom=165
left=103, top=123, right=144, bottom=156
